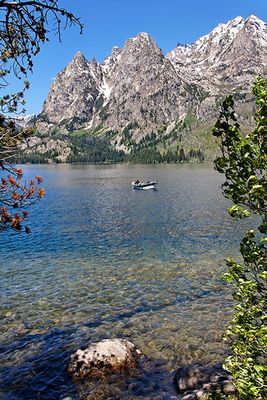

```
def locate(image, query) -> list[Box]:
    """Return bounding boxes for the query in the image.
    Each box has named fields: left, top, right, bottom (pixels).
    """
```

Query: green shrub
left=213, top=77, right=267, bottom=400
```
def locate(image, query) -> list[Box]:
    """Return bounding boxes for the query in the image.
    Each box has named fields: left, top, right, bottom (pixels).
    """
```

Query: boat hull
left=132, top=181, right=158, bottom=190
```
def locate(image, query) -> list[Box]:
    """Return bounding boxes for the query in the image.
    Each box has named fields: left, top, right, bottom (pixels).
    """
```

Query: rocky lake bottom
left=0, top=164, right=245, bottom=399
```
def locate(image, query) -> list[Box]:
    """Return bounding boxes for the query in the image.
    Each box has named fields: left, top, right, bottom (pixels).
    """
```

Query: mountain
left=167, top=16, right=267, bottom=91
left=21, top=15, right=267, bottom=163
left=39, top=33, right=190, bottom=138
left=166, top=15, right=267, bottom=119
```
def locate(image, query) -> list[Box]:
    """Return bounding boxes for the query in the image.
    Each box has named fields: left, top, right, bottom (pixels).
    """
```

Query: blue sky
left=10, top=0, right=267, bottom=115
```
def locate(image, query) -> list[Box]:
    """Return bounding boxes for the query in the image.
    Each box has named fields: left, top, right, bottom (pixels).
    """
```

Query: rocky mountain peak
left=230, top=15, right=244, bottom=24
left=169, top=14, right=266, bottom=57
left=89, top=30, right=188, bottom=138
left=36, top=14, right=267, bottom=159
left=89, top=57, right=97, bottom=66
left=125, top=32, right=162, bottom=55
left=245, top=14, right=266, bottom=26
left=192, top=16, right=244, bottom=50
left=102, top=46, right=122, bottom=76
left=68, top=51, right=88, bottom=70
left=72, top=50, right=86, bottom=60
left=224, top=15, right=244, bottom=30
left=39, top=51, right=102, bottom=129
left=111, top=46, right=120, bottom=56
left=131, top=32, right=155, bottom=44
left=166, top=14, right=267, bottom=98
left=243, top=15, right=267, bottom=43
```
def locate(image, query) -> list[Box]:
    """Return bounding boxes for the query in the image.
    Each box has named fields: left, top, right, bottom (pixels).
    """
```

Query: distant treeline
left=14, top=131, right=206, bottom=164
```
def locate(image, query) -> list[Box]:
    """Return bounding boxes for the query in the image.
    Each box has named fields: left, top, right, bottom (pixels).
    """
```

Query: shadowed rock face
left=68, top=339, right=145, bottom=379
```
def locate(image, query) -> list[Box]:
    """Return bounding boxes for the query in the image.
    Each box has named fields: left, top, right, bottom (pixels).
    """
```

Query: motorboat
left=132, top=180, right=158, bottom=190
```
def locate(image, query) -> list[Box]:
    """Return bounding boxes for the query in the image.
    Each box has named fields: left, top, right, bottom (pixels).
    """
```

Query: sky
left=7, top=0, right=267, bottom=115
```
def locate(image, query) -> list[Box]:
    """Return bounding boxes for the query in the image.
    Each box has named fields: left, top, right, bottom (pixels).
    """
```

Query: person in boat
left=134, top=179, right=140, bottom=185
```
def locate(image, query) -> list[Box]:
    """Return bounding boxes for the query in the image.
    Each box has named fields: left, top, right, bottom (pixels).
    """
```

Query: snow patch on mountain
left=37, top=15, right=267, bottom=139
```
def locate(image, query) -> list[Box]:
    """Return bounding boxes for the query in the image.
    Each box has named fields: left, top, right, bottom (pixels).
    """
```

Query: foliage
left=13, top=126, right=207, bottom=164
left=0, top=115, right=45, bottom=232
left=213, top=76, right=267, bottom=400
left=0, top=114, right=32, bottom=162
left=67, top=132, right=125, bottom=164
left=0, top=1, right=82, bottom=231
left=0, top=164, right=44, bottom=232
left=124, top=129, right=205, bottom=163
left=0, top=0, right=83, bottom=113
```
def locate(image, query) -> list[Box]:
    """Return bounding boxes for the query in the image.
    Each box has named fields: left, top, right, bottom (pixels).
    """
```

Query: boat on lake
left=132, top=179, right=158, bottom=190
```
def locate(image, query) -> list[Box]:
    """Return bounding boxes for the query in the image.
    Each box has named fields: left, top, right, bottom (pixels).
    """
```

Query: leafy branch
left=213, top=76, right=267, bottom=400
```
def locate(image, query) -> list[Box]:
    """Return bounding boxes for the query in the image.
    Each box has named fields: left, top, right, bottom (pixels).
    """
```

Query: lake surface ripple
left=0, top=164, right=244, bottom=399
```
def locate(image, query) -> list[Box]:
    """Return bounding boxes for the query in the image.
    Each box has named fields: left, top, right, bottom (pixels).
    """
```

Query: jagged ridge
left=23, top=15, right=267, bottom=163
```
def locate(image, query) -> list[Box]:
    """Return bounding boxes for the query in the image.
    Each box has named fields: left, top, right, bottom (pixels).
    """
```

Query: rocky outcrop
left=39, top=52, right=103, bottom=131
left=174, top=364, right=237, bottom=399
left=68, top=339, right=145, bottom=379
left=94, top=32, right=189, bottom=140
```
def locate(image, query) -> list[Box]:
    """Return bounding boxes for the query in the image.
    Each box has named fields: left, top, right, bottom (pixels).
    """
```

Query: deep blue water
left=0, top=164, right=244, bottom=399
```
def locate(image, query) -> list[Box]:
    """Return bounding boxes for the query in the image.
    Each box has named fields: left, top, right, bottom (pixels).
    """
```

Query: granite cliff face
left=39, top=32, right=191, bottom=138
left=38, top=52, right=102, bottom=131
left=25, top=15, right=267, bottom=162
left=94, top=33, right=189, bottom=140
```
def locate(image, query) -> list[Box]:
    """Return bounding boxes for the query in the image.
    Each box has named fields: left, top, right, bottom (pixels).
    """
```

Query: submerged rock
left=68, top=338, right=145, bottom=379
left=174, top=364, right=237, bottom=399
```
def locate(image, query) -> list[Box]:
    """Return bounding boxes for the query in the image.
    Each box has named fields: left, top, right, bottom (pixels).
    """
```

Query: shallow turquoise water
left=0, top=164, right=243, bottom=399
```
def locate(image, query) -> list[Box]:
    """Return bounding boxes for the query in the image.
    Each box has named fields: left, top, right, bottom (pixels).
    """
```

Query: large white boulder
left=68, top=338, right=145, bottom=379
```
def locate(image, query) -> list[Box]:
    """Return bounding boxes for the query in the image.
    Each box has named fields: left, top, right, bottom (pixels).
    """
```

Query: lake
left=0, top=164, right=243, bottom=399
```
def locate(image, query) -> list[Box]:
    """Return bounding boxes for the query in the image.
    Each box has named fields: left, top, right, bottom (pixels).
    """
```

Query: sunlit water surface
left=0, top=164, right=244, bottom=399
